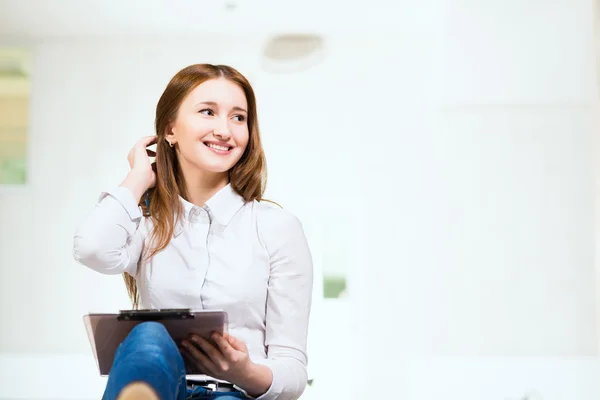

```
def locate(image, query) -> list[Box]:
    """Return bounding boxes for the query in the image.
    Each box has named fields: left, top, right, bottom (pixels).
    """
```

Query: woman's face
left=167, top=78, right=250, bottom=175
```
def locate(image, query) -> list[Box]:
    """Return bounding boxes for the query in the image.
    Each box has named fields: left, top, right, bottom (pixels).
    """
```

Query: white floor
left=1, top=354, right=599, bottom=399
left=1, top=300, right=599, bottom=399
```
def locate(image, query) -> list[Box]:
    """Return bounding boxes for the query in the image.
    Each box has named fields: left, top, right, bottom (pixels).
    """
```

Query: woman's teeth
left=206, top=143, right=230, bottom=151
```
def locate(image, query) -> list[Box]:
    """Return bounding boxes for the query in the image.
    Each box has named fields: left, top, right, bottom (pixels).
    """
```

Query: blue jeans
left=102, top=321, right=247, bottom=400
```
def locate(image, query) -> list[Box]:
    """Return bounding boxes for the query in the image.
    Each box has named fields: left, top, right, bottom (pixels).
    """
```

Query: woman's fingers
left=225, top=333, right=248, bottom=353
left=212, top=333, right=237, bottom=360
left=190, top=335, right=228, bottom=371
left=181, top=340, right=216, bottom=373
left=183, top=333, right=250, bottom=377
left=137, top=135, right=157, bottom=149
left=128, top=136, right=157, bottom=172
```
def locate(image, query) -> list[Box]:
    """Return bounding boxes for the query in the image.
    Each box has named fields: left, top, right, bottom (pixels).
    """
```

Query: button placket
left=184, top=207, right=211, bottom=283
left=189, top=207, right=210, bottom=248
left=197, top=205, right=214, bottom=304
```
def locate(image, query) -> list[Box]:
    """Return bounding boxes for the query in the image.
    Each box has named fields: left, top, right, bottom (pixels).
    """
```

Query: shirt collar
left=175, top=184, right=246, bottom=235
left=204, top=183, right=246, bottom=226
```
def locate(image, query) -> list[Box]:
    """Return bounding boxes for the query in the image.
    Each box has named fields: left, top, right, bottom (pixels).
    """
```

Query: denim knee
left=118, top=321, right=179, bottom=357
left=104, top=322, right=187, bottom=400
left=116, top=321, right=184, bottom=372
left=129, top=321, right=171, bottom=343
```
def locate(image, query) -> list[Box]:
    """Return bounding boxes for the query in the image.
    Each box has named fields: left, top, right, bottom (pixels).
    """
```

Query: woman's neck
left=180, top=168, right=229, bottom=207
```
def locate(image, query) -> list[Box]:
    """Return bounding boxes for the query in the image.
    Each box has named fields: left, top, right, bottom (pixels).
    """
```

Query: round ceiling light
left=261, top=34, right=326, bottom=74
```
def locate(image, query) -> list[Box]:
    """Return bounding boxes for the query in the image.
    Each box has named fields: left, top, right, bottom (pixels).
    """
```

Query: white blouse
left=72, top=183, right=313, bottom=400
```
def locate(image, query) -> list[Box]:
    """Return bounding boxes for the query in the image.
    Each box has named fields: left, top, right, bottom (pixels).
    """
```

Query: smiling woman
left=0, top=47, right=29, bottom=186
left=73, top=64, right=313, bottom=400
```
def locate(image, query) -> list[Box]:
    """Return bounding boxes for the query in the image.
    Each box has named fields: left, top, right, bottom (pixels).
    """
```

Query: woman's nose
left=214, top=119, right=231, bottom=139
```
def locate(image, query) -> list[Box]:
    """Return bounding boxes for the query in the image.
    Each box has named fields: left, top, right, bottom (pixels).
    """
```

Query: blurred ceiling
left=0, top=0, right=400, bottom=38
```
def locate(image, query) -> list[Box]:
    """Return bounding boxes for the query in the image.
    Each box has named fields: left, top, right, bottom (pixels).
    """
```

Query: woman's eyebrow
left=194, top=101, right=247, bottom=114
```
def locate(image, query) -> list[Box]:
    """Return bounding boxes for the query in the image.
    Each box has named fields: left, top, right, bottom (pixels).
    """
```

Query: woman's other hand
left=181, top=332, right=273, bottom=397
left=181, top=332, right=251, bottom=382
left=120, top=136, right=157, bottom=201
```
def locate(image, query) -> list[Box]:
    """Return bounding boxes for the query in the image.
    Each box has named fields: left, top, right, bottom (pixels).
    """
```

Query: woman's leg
left=102, top=321, right=188, bottom=400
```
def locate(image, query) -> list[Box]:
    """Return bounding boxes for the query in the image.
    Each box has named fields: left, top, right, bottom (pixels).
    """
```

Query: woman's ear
left=165, top=124, right=176, bottom=146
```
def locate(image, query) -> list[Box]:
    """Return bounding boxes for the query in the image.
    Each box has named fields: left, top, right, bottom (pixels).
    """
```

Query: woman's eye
left=233, top=115, right=246, bottom=122
left=199, top=109, right=214, bottom=116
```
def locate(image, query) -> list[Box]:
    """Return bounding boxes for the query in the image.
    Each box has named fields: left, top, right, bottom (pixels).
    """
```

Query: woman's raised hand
left=121, top=136, right=158, bottom=202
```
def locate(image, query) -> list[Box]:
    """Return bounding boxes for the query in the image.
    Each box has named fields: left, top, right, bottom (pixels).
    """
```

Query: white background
left=0, top=0, right=599, bottom=399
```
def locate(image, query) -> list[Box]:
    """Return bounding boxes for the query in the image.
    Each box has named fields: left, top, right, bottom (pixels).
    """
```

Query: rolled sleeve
left=101, top=186, right=144, bottom=221
left=253, top=348, right=309, bottom=400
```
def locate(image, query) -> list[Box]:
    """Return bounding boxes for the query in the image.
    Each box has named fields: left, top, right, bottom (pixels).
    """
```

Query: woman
left=73, top=64, right=313, bottom=400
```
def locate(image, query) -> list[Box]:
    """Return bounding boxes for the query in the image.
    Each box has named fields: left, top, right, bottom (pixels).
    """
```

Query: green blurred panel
left=323, top=275, right=347, bottom=299
left=0, top=138, right=27, bottom=185
left=0, top=46, right=30, bottom=186
left=0, top=157, right=26, bottom=184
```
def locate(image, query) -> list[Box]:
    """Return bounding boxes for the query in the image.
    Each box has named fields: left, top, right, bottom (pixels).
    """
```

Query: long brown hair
left=124, top=64, right=267, bottom=308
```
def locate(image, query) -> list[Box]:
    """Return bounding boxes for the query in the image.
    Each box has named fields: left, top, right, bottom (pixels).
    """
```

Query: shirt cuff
left=99, top=186, right=143, bottom=221
left=251, top=359, right=284, bottom=400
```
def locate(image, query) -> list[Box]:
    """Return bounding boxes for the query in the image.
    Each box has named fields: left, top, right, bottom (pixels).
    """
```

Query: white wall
left=0, top=0, right=598, bottom=399
left=352, top=0, right=600, bottom=398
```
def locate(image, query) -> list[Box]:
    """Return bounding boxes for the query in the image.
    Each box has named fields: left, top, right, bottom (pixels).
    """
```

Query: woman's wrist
left=120, top=170, right=150, bottom=203
left=234, top=361, right=273, bottom=398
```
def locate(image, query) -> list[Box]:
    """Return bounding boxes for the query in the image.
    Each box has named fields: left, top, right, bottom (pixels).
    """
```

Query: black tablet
left=83, top=309, right=228, bottom=375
